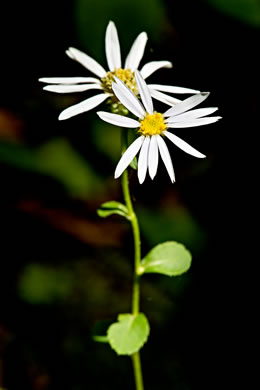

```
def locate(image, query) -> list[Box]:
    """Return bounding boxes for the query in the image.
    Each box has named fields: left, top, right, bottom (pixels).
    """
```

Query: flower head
left=39, top=21, right=199, bottom=120
left=97, top=71, right=221, bottom=184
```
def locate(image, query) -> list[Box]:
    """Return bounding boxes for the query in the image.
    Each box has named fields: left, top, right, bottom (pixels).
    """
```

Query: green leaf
left=139, top=241, right=192, bottom=277
left=97, top=201, right=129, bottom=218
left=107, top=313, right=150, bottom=355
left=130, top=156, right=138, bottom=170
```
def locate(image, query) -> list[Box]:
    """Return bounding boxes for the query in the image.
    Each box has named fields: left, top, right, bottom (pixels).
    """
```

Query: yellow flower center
left=101, top=68, right=138, bottom=95
left=139, top=113, right=166, bottom=136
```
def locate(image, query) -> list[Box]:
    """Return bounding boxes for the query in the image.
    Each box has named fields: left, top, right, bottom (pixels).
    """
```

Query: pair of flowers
left=39, top=21, right=221, bottom=183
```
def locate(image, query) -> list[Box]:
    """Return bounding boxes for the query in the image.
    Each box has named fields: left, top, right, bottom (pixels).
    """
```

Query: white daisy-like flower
left=39, top=21, right=199, bottom=120
left=97, top=71, right=221, bottom=184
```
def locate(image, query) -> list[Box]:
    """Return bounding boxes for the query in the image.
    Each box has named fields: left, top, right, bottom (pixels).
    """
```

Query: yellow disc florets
left=101, top=68, right=138, bottom=95
left=139, top=113, right=167, bottom=136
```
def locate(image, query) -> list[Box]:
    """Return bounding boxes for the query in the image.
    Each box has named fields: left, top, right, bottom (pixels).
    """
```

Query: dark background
left=1, top=0, right=258, bottom=389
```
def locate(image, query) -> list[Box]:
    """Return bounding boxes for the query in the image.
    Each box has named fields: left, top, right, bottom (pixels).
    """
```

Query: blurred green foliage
left=37, top=138, right=102, bottom=197
left=18, top=264, right=73, bottom=304
left=75, top=0, right=167, bottom=62
left=138, top=206, right=206, bottom=256
left=0, top=138, right=102, bottom=197
left=91, top=121, right=121, bottom=162
left=205, top=0, right=260, bottom=26
left=0, top=0, right=254, bottom=388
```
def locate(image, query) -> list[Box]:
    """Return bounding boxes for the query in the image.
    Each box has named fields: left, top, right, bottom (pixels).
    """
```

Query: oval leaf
left=97, top=200, right=129, bottom=218
left=107, top=313, right=150, bottom=355
left=139, top=241, right=192, bottom=276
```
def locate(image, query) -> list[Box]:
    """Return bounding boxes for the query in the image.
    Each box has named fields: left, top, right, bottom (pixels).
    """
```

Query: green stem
left=132, top=352, right=144, bottom=390
left=122, top=169, right=144, bottom=390
left=121, top=131, right=144, bottom=390
left=122, top=168, right=141, bottom=314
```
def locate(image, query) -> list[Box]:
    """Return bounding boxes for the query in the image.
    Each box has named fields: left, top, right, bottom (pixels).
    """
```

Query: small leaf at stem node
left=97, top=200, right=129, bottom=218
left=140, top=241, right=192, bottom=276
left=107, top=313, right=150, bottom=355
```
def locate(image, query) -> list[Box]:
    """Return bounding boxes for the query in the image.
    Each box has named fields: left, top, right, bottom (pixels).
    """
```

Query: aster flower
left=97, top=71, right=221, bottom=184
left=39, top=21, right=199, bottom=120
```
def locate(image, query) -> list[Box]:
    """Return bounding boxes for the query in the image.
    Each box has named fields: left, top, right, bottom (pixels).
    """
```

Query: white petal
left=140, top=61, right=172, bottom=79
left=164, top=131, right=206, bottom=158
left=135, top=70, right=153, bottom=114
left=97, top=111, right=140, bottom=128
left=138, top=136, right=150, bottom=184
left=58, top=93, right=108, bottom=120
left=112, top=79, right=145, bottom=118
left=149, top=88, right=181, bottom=106
left=166, top=107, right=218, bottom=123
left=66, top=49, right=74, bottom=60
left=66, top=47, right=106, bottom=78
left=115, top=136, right=145, bottom=179
left=166, top=116, right=221, bottom=128
left=164, top=92, right=210, bottom=117
left=38, top=77, right=100, bottom=84
left=43, top=84, right=102, bottom=93
left=156, top=135, right=175, bottom=182
left=124, top=32, right=148, bottom=70
left=105, top=21, right=121, bottom=71
left=148, top=135, right=159, bottom=180
left=148, top=84, right=200, bottom=94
